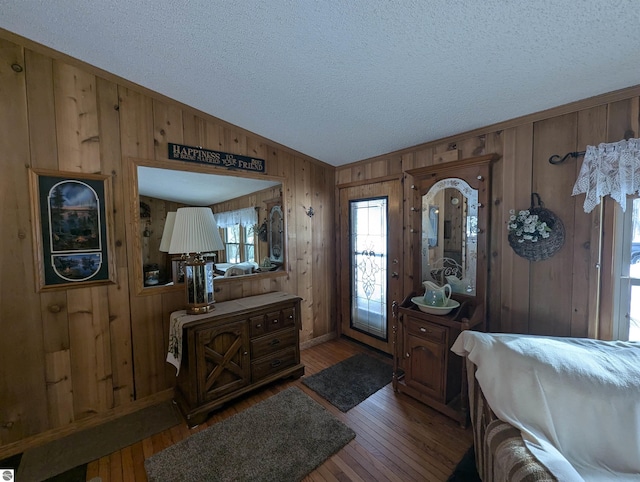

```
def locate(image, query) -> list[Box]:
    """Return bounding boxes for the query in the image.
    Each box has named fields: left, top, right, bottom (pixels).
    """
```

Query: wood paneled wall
left=336, top=90, right=640, bottom=339
left=0, top=33, right=335, bottom=451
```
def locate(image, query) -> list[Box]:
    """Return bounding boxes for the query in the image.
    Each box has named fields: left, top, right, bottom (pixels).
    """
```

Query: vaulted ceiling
left=2, top=1, right=639, bottom=166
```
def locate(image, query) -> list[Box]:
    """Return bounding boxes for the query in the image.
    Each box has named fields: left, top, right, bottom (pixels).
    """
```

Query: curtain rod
left=548, top=151, right=586, bottom=165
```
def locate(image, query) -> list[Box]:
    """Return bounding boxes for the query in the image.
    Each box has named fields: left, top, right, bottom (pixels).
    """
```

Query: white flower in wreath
left=507, top=209, right=551, bottom=243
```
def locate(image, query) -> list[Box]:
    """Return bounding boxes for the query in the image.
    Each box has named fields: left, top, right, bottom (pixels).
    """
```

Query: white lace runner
left=167, top=310, right=214, bottom=375
left=572, top=138, right=640, bottom=213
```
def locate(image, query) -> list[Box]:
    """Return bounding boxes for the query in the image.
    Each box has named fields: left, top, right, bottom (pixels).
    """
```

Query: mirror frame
left=405, top=154, right=498, bottom=306
left=125, top=156, right=288, bottom=296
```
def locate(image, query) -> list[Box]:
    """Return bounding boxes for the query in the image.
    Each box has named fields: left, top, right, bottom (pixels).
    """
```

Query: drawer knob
left=405, top=352, right=410, bottom=358
left=271, top=359, right=282, bottom=368
left=270, top=338, right=280, bottom=346
left=288, top=315, right=293, bottom=319
left=243, top=351, right=248, bottom=356
left=256, top=323, right=262, bottom=328
left=272, top=320, right=278, bottom=324
left=419, top=327, right=431, bottom=333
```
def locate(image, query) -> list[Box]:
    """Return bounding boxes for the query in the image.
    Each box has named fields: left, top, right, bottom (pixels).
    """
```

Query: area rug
left=447, top=446, right=481, bottom=482
left=144, top=387, right=355, bottom=482
left=16, top=400, right=182, bottom=482
left=302, top=352, right=393, bottom=412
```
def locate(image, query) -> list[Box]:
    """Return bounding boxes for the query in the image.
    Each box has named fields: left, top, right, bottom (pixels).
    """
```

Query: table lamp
left=168, top=207, right=225, bottom=314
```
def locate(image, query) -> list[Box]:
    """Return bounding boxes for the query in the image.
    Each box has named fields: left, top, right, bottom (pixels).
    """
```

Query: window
left=223, top=224, right=255, bottom=264
left=614, top=196, right=640, bottom=341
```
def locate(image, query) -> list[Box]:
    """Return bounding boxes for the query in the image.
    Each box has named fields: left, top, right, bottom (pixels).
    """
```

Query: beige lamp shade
left=159, top=211, right=176, bottom=252
left=168, top=207, right=225, bottom=255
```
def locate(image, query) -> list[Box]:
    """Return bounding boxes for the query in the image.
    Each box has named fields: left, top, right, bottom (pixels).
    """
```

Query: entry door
left=339, top=180, right=402, bottom=354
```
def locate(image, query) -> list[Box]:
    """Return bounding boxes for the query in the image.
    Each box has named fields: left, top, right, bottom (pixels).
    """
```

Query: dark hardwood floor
left=85, top=337, right=473, bottom=481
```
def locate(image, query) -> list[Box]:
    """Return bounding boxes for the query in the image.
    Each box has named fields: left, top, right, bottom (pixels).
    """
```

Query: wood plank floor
left=85, top=337, right=473, bottom=481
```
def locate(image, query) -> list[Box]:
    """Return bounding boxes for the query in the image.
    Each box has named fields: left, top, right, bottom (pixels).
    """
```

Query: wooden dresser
left=171, top=291, right=304, bottom=426
left=393, top=296, right=483, bottom=427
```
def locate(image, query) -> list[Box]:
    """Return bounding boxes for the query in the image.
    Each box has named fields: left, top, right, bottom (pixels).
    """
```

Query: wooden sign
left=168, top=143, right=266, bottom=173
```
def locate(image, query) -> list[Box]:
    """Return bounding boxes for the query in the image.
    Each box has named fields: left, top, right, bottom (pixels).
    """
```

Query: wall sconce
left=167, top=207, right=225, bottom=314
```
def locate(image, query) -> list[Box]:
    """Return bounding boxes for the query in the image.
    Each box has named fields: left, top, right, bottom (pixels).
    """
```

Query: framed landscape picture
left=29, top=168, right=116, bottom=291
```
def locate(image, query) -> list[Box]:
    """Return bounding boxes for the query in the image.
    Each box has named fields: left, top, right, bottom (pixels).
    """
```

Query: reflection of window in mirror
left=222, top=224, right=256, bottom=264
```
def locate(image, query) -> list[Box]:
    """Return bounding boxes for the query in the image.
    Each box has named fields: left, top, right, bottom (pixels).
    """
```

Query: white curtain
left=214, top=207, right=257, bottom=228
left=572, top=138, right=640, bottom=213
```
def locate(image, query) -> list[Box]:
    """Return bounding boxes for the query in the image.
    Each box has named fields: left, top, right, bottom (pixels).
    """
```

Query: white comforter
left=451, top=331, right=640, bottom=481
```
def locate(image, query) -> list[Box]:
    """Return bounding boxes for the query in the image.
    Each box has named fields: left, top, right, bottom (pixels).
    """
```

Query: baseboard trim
left=300, top=332, right=337, bottom=350
left=0, top=388, right=175, bottom=460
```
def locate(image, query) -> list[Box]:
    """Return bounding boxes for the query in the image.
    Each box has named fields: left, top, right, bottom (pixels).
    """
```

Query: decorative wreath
left=507, top=193, right=565, bottom=262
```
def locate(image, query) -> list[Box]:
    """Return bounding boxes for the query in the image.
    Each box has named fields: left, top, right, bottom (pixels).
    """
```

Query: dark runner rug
left=15, top=400, right=182, bottom=482
left=144, top=387, right=355, bottom=482
left=447, top=445, right=481, bottom=482
left=302, top=352, right=393, bottom=412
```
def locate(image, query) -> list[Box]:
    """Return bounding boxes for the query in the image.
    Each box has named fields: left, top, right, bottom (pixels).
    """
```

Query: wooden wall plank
left=484, top=130, right=504, bottom=332
left=53, top=61, right=100, bottom=172
left=0, top=38, right=49, bottom=444
left=572, top=105, right=608, bottom=338
left=25, top=49, right=58, bottom=169
left=68, top=286, right=114, bottom=419
left=118, top=87, right=154, bottom=159
left=153, top=99, right=183, bottom=161
left=500, top=125, right=533, bottom=333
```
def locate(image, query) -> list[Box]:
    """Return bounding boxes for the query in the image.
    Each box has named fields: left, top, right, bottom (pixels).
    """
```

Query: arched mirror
left=406, top=154, right=498, bottom=305
left=268, top=205, right=284, bottom=263
left=421, top=178, right=478, bottom=295
left=126, top=157, right=287, bottom=295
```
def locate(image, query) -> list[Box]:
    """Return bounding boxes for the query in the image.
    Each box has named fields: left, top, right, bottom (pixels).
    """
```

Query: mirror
left=406, top=154, right=497, bottom=305
left=421, top=179, right=478, bottom=295
left=268, top=205, right=284, bottom=263
left=127, top=157, right=286, bottom=295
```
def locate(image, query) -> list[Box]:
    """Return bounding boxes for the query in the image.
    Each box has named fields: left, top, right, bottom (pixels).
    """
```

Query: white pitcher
left=422, top=281, right=452, bottom=307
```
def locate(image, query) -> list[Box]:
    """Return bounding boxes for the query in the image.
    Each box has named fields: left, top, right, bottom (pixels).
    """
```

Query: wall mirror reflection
left=127, top=158, right=286, bottom=295
left=421, top=179, right=478, bottom=296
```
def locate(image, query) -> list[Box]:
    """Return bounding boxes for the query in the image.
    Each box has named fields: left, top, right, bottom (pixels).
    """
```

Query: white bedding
left=452, top=331, right=640, bottom=481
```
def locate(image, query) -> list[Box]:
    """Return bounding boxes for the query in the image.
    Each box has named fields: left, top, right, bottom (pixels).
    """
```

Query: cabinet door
left=195, top=320, right=250, bottom=402
left=404, top=331, right=445, bottom=401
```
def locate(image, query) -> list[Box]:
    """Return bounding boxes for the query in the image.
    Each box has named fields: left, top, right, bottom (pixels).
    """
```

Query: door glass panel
left=350, top=197, right=387, bottom=339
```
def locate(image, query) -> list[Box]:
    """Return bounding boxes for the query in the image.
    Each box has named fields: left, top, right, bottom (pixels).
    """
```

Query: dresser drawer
left=263, top=306, right=297, bottom=332
left=251, top=327, right=297, bottom=359
left=249, top=314, right=267, bottom=337
left=406, top=318, right=446, bottom=343
left=251, top=347, right=297, bottom=381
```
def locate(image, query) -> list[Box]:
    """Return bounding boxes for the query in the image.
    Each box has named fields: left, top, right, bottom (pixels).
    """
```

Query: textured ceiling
left=1, top=1, right=640, bottom=166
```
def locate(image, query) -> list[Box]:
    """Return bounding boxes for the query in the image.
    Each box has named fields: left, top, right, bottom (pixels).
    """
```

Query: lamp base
left=184, top=256, right=215, bottom=315
left=186, top=303, right=214, bottom=315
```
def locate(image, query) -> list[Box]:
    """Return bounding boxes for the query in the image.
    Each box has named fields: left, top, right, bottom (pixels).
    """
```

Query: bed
left=451, top=331, right=640, bottom=482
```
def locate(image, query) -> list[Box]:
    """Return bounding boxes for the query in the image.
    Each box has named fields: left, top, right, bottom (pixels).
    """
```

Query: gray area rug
left=302, top=352, right=393, bottom=412
left=144, top=386, right=355, bottom=482
left=17, top=400, right=182, bottom=482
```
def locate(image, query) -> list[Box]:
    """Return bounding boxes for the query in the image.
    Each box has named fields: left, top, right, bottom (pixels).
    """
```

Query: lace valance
left=214, top=207, right=258, bottom=228
left=572, top=138, right=640, bottom=213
